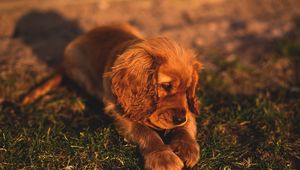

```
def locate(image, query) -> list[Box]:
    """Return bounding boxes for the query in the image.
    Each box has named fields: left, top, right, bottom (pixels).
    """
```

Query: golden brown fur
left=21, top=24, right=202, bottom=170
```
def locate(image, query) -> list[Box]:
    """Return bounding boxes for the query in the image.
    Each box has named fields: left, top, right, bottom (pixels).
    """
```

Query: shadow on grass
left=13, top=10, right=83, bottom=67
left=11, top=10, right=108, bottom=127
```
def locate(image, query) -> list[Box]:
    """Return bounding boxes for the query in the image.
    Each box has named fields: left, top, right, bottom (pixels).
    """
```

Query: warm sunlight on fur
left=21, top=24, right=202, bottom=170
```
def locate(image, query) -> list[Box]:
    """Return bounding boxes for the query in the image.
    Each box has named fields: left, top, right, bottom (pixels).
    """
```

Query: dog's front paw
left=144, top=148, right=183, bottom=170
left=170, top=140, right=200, bottom=168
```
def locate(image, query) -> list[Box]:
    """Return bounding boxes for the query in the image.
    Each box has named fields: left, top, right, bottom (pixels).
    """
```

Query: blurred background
left=0, top=0, right=300, bottom=169
left=1, top=0, right=300, bottom=97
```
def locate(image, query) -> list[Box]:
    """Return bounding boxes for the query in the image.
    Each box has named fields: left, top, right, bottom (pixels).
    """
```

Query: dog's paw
left=144, top=148, right=183, bottom=170
left=170, top=140, right=200, bottom=168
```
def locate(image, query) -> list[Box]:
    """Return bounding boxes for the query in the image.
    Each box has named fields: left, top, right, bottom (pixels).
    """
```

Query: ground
left=0, top=0, right=300, bottom=169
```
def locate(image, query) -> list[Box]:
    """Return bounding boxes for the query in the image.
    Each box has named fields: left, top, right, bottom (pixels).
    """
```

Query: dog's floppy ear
left=187, top=60, right=202, bottom=115
left=108, top=47, right=160, bottom=121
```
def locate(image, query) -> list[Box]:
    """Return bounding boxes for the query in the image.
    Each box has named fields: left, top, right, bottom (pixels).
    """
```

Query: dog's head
left=108, top=37, right=202, bottom=129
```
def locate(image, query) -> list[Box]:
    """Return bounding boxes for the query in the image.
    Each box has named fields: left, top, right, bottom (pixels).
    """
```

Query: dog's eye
left=161, top=83, right=172, bottom=92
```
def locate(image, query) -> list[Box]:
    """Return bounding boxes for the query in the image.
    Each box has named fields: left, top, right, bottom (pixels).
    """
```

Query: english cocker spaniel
left=22, top=24, right=202, bottom=170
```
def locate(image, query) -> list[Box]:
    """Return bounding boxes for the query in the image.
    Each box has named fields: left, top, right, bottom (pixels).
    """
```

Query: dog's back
left=63, top=24, right=142, bottom=98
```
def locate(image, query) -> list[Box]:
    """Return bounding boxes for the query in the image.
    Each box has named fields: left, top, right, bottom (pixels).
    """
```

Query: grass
left=1, top=41, right=300, bottom=169
left=1, top=93, right=141, bottom=169
left=197, top=70, right=300, bottom=169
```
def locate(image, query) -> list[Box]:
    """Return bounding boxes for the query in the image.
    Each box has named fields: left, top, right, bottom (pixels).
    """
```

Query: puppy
left=22, top=24, right=202, bottom=170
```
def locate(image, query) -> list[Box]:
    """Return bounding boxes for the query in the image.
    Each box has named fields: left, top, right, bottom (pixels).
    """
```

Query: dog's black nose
left=173, top=116, right=186, bottom=125
left=172, top=108, right=187, bottom=125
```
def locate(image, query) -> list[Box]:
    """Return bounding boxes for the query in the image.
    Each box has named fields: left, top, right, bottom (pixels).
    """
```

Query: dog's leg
left=21, top=73, right=63, bottom=105
left=168, top=113, right=200, bottom=168
left=113, top=115, right=184, bottom=170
